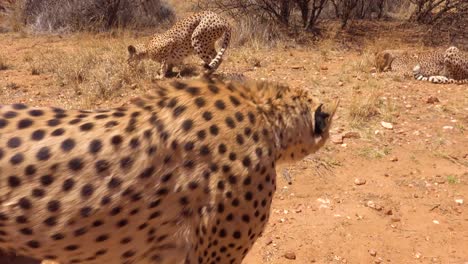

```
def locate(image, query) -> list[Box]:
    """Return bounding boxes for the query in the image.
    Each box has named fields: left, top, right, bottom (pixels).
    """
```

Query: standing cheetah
left=127, top=11, right=232, bottom=79
left=0, top=75, right=337, bottom=264
left=375, top=46, right=468, bottom=84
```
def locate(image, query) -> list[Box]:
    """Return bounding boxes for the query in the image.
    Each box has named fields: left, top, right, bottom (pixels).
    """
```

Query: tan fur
left=127, top=11, right=232, bottom=79
left=375, top=46, right=468, bottom=84
left=0, top=76, right=336, bottom=264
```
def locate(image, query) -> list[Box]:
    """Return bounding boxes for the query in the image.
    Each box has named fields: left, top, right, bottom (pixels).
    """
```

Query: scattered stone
left=374, top=257, right=383, bottom=263
left=426, top=96, right=440, bottom=104
left=432, top=220, right=440, bottom=225
left=443, top=126, right=453, bottom=130
left=414, top=252, right=422, bottom=259
left=331, top=134, right=344, bottom=144
left=390, top=156, right=398, bottom=162
left=338, top=81, right=344, bottom=87
left=284, top=251, right=297, bottom=260
left=343, top=131, right=360, bottom=139
left=265, top=238, right=273, bottom=245
left=455, top=199, right=464, bottom=205
left=370, top=67, right=377, bottom=73
left=291, top=65, right=304, bottom=70
left=366, top=201, right=383, bottom=211
left=381, top=121, right=393, bottom=130
left=354, top=178, right=367, bottom=185
left=390, top=214, right=401, bottom=222
left=368, top=249, right=377, bottom=257
left=320, top=66, right=328, bottom=70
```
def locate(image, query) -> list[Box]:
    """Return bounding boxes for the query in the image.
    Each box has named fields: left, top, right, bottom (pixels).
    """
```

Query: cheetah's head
left=375, top=50, right=395, bottom=72
left=127, top=44, right=149, bottom=66
left=264, top=84, right=339, bottom=164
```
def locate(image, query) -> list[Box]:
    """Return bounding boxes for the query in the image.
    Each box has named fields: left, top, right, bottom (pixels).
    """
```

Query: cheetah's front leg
left=156, top=61, right=171, bottom=80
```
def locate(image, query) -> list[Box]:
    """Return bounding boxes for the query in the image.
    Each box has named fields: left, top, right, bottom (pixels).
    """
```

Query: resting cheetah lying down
left=0, top=75, right=337, bottom=264
left=375, top=46, right=468, bottom=84
left=127, top=11, right=231, bottom=79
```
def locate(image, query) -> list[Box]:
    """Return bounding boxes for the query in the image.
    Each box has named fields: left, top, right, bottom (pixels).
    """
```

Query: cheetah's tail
left=208, top=26, right=231, bottom=71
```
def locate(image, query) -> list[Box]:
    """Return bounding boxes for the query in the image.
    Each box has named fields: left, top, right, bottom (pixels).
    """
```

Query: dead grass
left=232, top=16, right=285, bottom=49
left=348, top=81, right=382, bottom=126
left=0, top=55, right=9, bottom=70
left=5, top=82, right=19, bottom=90
left=24, top=36, right=161, bottom=108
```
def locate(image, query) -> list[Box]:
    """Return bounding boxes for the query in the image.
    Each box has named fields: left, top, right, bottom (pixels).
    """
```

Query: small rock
left=390, top=214, right=401, bottom=222
left=291, top=65, right=303, bottom=70
left=366, top=201, right=383, bottom=211
left=374, top=257, right=383, bottom=264
left=354, top=178, right=366, bottom=185
left=432, top=220, right=440, bottom=224
left=368, top=249, right=377, bottom=257
left=370, top=67, right=377, bottom=73
left=426, top=96, right=440, bottom=104
left=414, top=252, right=422, bottom=259
left=338, top=81, right=344, bottom=87
left=343, top=131, right=360, bottom=139
left=331, top=134, right=344, bottom=144
left=435, top=178, right=445, bottom=184
left=265, top=238, right=273, bottom=245
left=390, top=156, right=398, bottom=162
left=381, top=121, right=393, bottom=130
left=284, top=251, right=297, bottom=260
left=455, top=199, right=464, bottom=205
left=320, top=66, right=328, bottom=70
left=443, top=126, right=453, bottom=130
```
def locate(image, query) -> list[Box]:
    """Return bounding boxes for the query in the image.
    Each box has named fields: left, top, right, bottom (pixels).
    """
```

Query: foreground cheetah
left=0, top=75, right=337, bottom=264
left=127, top=11, right=232, bottom=79
left=375, top=46, right=468, bottom=84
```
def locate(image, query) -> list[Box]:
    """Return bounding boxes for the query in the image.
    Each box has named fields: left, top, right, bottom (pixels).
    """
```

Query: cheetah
left=375, top=46, right=468, bottom=84
left=127, top=11, right=232, bottom=79
left=0, top=75, right=338, bottom=264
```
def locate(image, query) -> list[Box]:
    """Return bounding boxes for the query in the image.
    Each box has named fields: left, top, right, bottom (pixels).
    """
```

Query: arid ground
left=0, top=9, right=467, bottom=264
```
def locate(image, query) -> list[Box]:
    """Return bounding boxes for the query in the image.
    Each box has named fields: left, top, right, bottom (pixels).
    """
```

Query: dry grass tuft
left=348, top=81, right=382, bottom=126
left=0, top=55, right=9, bottom=70
left=232, top=16, right=284, bottom=49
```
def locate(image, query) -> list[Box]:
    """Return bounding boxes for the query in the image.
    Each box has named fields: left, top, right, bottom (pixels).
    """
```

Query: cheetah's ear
left=128, top=45, right=137, bottom=55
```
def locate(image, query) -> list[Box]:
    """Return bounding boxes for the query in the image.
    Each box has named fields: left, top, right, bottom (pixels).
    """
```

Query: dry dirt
left=0, top=22, right=467, bottom=264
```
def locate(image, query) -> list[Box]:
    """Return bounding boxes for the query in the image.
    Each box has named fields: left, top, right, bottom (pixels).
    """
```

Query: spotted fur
left=127, top=11, right=231, bottom=79
left=375, top=46, right=468, bottom=84
left=0, top=75, right=337, bottom=264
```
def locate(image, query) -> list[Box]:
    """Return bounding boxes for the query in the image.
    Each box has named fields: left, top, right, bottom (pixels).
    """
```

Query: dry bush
left=195, top=0, right=329, bottom=40
left=232, top=16, right=284, bottom=48
left=409, top=0, right=467, bottom=24
left=423, top=11, right=468, bottom=49
left=12, top=0, right=175, bottom=32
